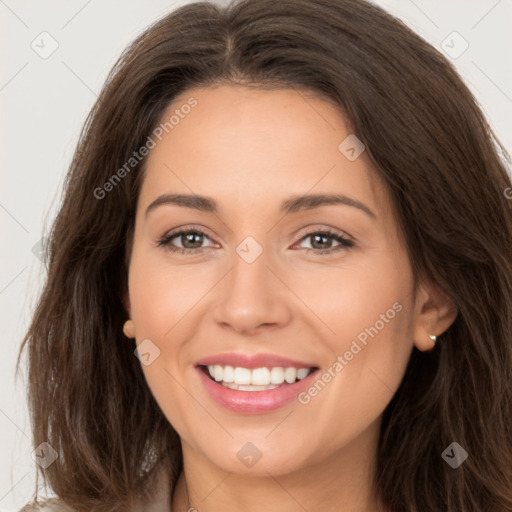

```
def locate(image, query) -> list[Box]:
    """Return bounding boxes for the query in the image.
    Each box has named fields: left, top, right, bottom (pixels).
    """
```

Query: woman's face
left=126, top=84, right=439, bottom=477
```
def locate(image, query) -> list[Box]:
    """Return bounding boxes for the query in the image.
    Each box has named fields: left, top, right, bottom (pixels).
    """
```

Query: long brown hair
left=18, top=0, right=512, bottom=510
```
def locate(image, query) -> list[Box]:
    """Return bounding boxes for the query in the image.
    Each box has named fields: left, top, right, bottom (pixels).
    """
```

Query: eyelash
left=157, top=226, right=354, bottom=255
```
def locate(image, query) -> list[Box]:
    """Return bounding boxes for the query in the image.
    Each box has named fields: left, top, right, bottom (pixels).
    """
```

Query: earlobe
left=123, top=319, right=135, bottom=339
left=413, top=279, right=458, bottom=352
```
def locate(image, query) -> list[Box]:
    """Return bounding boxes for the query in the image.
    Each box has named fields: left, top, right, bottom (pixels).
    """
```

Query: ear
left=413, top=278, right=458, bottom=351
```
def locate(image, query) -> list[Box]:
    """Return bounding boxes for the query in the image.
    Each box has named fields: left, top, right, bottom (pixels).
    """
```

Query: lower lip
left=196, top=366, right=319, bottom=414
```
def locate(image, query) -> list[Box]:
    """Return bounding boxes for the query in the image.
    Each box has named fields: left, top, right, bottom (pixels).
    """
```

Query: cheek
left=292, top=255, right=415, bottom=422
left=127, top=250, right=211, bottom=415
left=127, top=247, right=210, bottom=338
left=290, top=253, right=412, bottom=349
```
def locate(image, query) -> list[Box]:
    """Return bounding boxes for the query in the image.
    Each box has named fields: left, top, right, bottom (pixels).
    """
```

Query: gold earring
left=429, top=334, right=437, bottom=346
left=123, top=320, right=135, bottom=338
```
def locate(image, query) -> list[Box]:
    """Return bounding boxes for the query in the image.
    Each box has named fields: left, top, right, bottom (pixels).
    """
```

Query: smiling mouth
left=199, top=364, right=319, bottom=391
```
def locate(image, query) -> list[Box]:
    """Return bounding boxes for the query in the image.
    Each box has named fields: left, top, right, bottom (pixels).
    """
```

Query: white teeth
left=270, top=367, right=285, bottom=384
left=284, top=367, right=297, bottom=384
left=222, top=382, right=280, bottom=391
left=205, top=365, right=314, bottom=387
left=222, top=365, right=234, bottom=383
left=214, top=364, right=223, bottom=382
left=297, top=368, right=309, bottom=380
left=234, top=367, right=252, bottom=385
left=251, top=367, right=270, bottom=385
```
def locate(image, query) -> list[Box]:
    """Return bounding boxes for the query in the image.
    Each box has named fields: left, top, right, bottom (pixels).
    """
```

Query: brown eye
left=158, top=228, right=213, bottom=254
left=295, top=230, right=354, bottom=254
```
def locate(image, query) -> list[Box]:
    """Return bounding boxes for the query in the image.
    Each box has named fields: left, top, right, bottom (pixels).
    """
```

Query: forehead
left=138, top=84, right=392, bottom=226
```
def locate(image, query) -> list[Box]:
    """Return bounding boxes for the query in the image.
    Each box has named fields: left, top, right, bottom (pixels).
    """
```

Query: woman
left=18, top=0, right=512, bottom=510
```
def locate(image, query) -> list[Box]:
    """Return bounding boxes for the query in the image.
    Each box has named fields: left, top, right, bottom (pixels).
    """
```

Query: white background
left=1, top=0, right=511, bottom=509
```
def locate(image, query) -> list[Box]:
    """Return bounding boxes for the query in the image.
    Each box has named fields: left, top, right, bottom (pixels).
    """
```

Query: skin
left=123, top=84, right=458, bottom=512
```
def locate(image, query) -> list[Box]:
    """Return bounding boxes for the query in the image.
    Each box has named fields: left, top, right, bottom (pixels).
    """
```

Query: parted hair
left=18, top=0, right=512, bottom=511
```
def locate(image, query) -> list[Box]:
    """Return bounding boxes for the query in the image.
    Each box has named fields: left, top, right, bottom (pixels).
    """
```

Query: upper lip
left=195, top=353, right=318, bottom=369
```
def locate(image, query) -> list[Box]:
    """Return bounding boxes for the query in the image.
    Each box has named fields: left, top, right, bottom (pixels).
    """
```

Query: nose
left=212, top=244, right=292, bottom=335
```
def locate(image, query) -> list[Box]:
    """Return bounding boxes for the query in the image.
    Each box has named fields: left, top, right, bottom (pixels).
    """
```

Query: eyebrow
left=145, top=193, right=377, bottom=220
